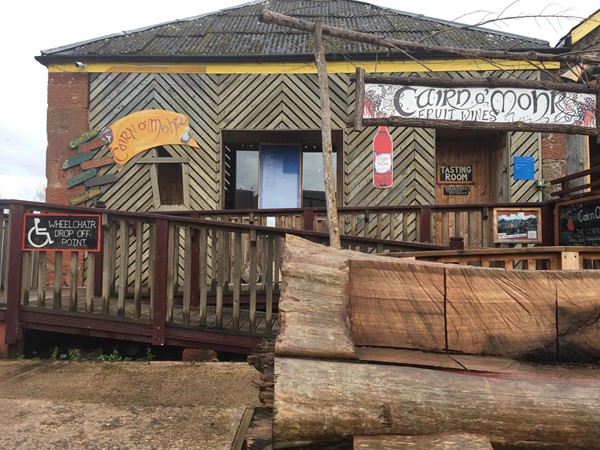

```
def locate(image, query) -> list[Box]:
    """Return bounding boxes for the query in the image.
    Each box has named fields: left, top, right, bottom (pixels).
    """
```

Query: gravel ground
left=0, top=360, right=261, bottom=449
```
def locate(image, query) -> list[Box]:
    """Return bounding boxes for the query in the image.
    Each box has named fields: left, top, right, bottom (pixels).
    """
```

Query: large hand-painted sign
left=365, top=84, right=596, bottom=128
left=354, top=71, right=599, bottom=136
left=103, top=110, right=200, bottom=171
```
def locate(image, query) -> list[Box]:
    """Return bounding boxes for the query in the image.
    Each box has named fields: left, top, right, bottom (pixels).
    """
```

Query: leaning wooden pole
left=314, top=20, right=341, bottom=249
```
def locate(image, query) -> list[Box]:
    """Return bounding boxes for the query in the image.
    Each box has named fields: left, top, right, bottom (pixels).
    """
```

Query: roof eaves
left=34, top=46, right=567, bottom=67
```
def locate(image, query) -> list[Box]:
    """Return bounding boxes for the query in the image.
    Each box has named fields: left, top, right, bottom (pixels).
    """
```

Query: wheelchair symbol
left=27, top=218, right=55, bottom=248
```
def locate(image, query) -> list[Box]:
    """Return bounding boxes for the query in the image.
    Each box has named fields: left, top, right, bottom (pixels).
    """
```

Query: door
left=435, top=133, right=490, bottom=205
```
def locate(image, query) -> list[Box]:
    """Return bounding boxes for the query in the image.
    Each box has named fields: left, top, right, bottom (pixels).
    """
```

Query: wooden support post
left=354, top=67, right=365, bottom=131
left=560, top=251, right=580, bottom=270
left=93, top=211, right=106, bottom=296
left=303, top=208, right=314, bottom=231
left=5, top=203, right=24, bottom=345
left=541, top=203, right=555, bottom=246
left=152, top=219, right=168, bottom=346
left=419, top=206, right=432, bottom=243
left=314, top=20, right=341, bottom=249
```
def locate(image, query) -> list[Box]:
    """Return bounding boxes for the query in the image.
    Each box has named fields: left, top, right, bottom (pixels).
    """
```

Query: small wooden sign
left=70, top=187, right=102, bottom=205
left=78, top=138, right=107, bottom=153
left=81, top=156, right=114, bottom=170
left=85, top=174, right=118, bottom=187
left=67, top=168, right=97, bottom=188
left=63, top=151, right=94, bottom=169
left=68, top=129, right=100, bottom=149
left=443, top=185, right=469, bottom=195
left=439, top=165, right=473, bottom=183
left=22, top=213, right=101, bottom=252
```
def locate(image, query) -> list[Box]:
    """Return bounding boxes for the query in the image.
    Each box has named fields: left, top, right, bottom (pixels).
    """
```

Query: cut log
left=354, top=433, right=493, bottom=449
left=445, top=266, right=557, bottom=358
left=556, top=271, right=600, bottom=361
left=349, top=260, right=446, bottom=352
left=273, top=356, right=600, bottom=449
left=276, top=235, right=415, bottom=359
left=347, top=256, right=600, bottom=360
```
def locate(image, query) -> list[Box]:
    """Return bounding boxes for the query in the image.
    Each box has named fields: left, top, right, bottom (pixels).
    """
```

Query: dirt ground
left=0, top=360, right=261, bottom=449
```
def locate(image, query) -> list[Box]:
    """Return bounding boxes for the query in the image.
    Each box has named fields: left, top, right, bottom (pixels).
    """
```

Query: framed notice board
left=259, top=144, right=301, bottom=209
left=493, top=207, right=541, bottom=244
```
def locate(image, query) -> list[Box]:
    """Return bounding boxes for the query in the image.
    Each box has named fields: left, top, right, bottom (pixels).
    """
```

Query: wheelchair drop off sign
left=22, top=214, right=101, bottom=252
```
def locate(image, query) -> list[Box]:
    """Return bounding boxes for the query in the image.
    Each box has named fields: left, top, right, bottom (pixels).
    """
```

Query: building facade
left=37, top=0, right=565, bottom=219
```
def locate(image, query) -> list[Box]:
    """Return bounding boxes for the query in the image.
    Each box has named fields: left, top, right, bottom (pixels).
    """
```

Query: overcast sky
left=0, top=0, right=596, bottom=201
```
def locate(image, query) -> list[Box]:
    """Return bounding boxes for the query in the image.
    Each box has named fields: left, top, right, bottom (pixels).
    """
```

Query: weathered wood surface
left=349, top=258, right=600, bottom=360
left=350, top=260, right=446, bottom=352
left=273, top=356, right=600, bottom=449
left=355, top=347, right=600, bottom=380
left=445, top=267, right=557, bottom=357
left=276, top=235, right=415, bottom=359
left=354, top=433, right=493, bottom=450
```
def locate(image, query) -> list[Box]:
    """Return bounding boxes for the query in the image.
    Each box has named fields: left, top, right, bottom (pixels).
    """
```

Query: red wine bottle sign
left=373, top=126, right=393, bottom=188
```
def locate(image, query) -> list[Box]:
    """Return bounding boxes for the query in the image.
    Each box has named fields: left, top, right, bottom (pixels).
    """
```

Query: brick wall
left=46, top=72, right=90, bottom=205
left=541, top=133, right=566, bottom=201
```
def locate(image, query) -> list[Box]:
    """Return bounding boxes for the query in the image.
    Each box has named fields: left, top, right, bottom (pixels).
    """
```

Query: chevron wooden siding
left=510, top=132, right=542, bottom=203
left=85, top=68, right=543, bottom=256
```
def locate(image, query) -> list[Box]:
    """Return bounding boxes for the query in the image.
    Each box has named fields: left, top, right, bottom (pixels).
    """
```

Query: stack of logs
left=248, top=234, right=600, bottom=449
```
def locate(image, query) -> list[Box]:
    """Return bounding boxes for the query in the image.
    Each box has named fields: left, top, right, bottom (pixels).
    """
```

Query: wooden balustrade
left=170, top=201, right=556, bottom=248
left=0, top=200, right=444, bottom=349
left=1, top=198, right=594, bottom=350
left=391, top=246, right=600, bottom=270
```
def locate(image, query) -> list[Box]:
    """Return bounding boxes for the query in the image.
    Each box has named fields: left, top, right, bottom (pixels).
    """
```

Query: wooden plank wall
left=85, top=69, right=541, bottom=267
left=88, top=69, right=541, bottom=214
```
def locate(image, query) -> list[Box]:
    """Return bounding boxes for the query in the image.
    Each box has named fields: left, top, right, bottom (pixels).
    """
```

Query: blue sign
left=513, top=156, right=535, bottom=180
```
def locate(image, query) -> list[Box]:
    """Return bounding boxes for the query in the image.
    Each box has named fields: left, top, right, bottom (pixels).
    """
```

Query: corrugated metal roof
left=38, top=0, right=550, bottom=62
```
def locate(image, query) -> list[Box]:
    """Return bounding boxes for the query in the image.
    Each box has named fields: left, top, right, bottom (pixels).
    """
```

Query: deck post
left=5, top=203, right=24, bottom=345
left=152, top=219, right=169, bottom=345
left=419, top=206, right=432, bottom=243
left=190, top=214, right=200, bottom=307
left=540, top=203, right=555, bottom=246
left=303, top=208, right=314, bottom=231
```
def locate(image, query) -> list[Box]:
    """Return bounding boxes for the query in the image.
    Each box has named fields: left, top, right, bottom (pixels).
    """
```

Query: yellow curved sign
left=103, top=110, right=200, bottom=171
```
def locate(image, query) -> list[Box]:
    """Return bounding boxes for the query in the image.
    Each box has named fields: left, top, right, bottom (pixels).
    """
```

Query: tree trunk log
left=273, top=356, right=600, bottom=449
left=354, top=433, right=493, bottom=449
left=275, top=235, right=416, bottom=359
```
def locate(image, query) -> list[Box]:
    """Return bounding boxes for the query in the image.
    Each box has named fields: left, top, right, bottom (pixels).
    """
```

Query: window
left=223, top=131, right=340, bottom=210
left=147, top=146, right=190, bottom=210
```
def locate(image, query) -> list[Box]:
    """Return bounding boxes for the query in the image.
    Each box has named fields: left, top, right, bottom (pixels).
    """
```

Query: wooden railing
left=390, top=246, right=600, bottom=270
left=172, top=202, right=556, bottom=248
left=551, top=165, right=600, bottom=200
left=0, top=200, right=445, bottom=348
